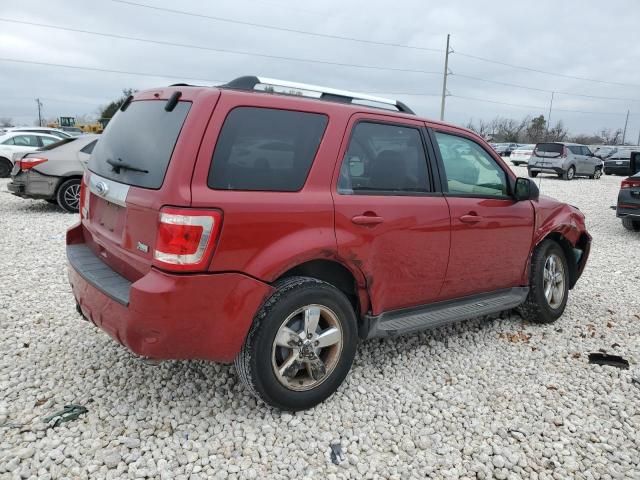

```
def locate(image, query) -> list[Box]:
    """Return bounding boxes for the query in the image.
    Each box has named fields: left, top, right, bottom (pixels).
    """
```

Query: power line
left=0, top=57, right=224, bottom=83
left=0, top=18, right=440, bottom=75
left=111, top=0, right=441, bottom=52
left=450, top=94, right=628, bottom=115
left=452, top=72, right=640, bottom=102
left=453, top=51, right=640, bottom=89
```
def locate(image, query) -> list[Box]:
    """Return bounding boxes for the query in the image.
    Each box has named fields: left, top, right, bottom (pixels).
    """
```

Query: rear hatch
left=532, top=143, right=564, bottom=166
left=82, top=90, right=218, bottom=281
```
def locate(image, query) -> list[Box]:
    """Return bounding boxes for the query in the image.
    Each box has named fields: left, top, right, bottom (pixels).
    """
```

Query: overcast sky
left=2, top=0, right=640, bottom=138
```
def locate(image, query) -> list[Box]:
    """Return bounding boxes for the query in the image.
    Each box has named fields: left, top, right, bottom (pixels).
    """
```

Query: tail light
left=80, top=172, right=90, bottom=219
left=153, top=207, right=222, bottom=272
left=18, top=157, right=47, bottom=171
left=621, top=178, right=640, bottom=189
left=561, top=146, right=568, bottom=158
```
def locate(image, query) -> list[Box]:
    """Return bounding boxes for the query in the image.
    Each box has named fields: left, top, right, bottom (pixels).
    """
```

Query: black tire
left=604, top=169, right=611, bottom=175
left=56, top=178, right=81, bottom=213
left=622, top=217, right=640, bottom=231
left=562, top=166, right=575, bottom=181
left=235, top=276, right=358, bottom=411
left=589, top=167, right=602, bottom=180
left=512, top=161, right=520, bottom=166
left=518, top=240, right=569, bottom=324
left=528, top=170, right=538, bottom=178
left=0, top=157, right=11, bottom=178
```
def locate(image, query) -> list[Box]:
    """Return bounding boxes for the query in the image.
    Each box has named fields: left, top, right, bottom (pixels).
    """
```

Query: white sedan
left=510, top=144, right=536, bottom=166
left=0, top=132, right=61, bottom=177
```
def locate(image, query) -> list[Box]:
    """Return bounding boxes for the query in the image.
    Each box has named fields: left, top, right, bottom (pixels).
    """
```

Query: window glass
left=338, top=122, right=430, bottom=194
left=209, top=107, right=328, bottom=191
left=12, top=135, right=40, bottom=147
left=581, top=146, right=592, bottom=156
left=40, top=136, right=58, bottom=146
left=89, top=100, right=191, bottom=189
left=80, top=140, right=98, bottom=154
left=2, top=137, right=15, bottom=145
left=567, top=146, right=581, bottom=155
left=434, top=132, right=508, bottom=197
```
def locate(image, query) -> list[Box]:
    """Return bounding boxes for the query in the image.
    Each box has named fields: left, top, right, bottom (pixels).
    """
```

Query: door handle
left=351, top=215, right=384, bottom=225
left=460, top=214, right=483, bottom=224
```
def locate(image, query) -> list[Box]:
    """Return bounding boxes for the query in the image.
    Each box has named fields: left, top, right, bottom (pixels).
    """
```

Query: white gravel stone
left=1, top=168, right=640, bottom=479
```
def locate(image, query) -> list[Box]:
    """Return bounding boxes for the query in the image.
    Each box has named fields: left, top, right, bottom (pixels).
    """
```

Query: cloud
left=1, top=0, right=639, bottom=137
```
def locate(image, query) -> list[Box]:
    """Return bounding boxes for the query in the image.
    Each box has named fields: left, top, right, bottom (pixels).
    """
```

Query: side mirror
left=514, top=177, right=539, bottom=201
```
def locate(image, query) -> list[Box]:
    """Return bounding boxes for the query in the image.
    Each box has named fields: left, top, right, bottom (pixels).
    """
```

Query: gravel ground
left=1, top=166, right=639, bottom=480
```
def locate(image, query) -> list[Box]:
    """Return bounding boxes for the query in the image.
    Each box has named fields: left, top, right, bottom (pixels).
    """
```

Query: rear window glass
left=208, top=107, right=328, bottom=191
left=89, top=100, right=191, bottom=189
left=535, top=143, right=563, bottom=157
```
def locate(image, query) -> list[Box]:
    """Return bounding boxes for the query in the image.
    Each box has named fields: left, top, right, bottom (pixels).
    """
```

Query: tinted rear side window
left=89, top=100, right=191, bottom=189
left=209, top=107, right=328, bottom=191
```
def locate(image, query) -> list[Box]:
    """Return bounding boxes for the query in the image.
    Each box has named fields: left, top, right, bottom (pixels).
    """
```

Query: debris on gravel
left=1, top=167, right=639, bottom=479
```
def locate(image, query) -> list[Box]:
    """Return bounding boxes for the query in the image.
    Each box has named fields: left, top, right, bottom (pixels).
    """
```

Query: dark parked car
left=494, top=143, right=519, bottom=157
left=66, top=76, right=591, bottom=410
left=8, top=135, right=99, bottom=212
left=604, top=149, right=634, bottom=175
left=617, top=173, right=640, bottom=231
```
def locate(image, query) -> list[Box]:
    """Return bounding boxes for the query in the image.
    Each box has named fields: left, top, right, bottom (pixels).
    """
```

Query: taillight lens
left=621, top=178, right=640, bottom=189
left=80, top=172, right=90, bottom=219
left=18, top=157, right=47, bottom=171
left=153, top=207, right=222, bottom=272
left=561, top=146, right=568, bottom=158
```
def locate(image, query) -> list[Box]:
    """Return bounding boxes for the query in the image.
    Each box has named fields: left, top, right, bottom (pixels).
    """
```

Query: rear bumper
left=604, top=164, right=631, bottom=175
left=616, top=189, right=640, bottom=218
left=66, top=224, right=275, bottom=362
left=8, top=171, right=59, bottom=199
left=528, top=166, right=564, bottom=175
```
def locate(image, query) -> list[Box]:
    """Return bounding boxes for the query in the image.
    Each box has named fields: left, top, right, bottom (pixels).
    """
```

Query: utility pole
left=35, top=98, right=43, bottom=126
left=439, top=34, right=451, bottom=121
left=636, top=128, right=640, bottom=146
left=622, top=109, right=630, bottom=145
left=545, top=91, right=554, bottom=141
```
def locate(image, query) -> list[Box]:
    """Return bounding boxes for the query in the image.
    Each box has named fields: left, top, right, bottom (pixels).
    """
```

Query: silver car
left=528, top=142, right=603, bottom=180
left=7, top=135, right=99, bottom=212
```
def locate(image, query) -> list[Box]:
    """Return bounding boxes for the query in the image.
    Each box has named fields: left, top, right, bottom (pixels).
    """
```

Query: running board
left=362, top=287, right=529, bottom=339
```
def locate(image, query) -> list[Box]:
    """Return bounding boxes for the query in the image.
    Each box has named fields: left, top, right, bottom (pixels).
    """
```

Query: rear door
left=332, top=114, right=451, bottom=315
left=430, top=128, right=534, bottom=300
left=83, top=89, right=219, bottom=281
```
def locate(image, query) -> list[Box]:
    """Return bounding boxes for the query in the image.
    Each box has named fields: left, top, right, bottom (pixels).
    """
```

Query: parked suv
left=528, top=142, right=602, bottom=180
left=66, top=77, right=591, bottom=410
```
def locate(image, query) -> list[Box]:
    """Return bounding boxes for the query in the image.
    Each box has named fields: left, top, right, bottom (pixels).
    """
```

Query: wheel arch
left=53, top=174, right=83, bottom=195
left=275, top=259, right=370, bottom=323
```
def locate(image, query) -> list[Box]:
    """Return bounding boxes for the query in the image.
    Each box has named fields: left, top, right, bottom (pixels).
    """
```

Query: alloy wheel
left=271, top=304, right=343, bottom=391
left=543, top=253, right=565, bottom=309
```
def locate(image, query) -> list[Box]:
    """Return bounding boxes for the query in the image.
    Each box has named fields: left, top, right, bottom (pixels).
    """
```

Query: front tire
left=622, top=217, right=640, bottom=231
left=0, top=157, right=11, bottom=178
left=56, top=178, right=81, bottom=213
left=518, top=240, right=569, bottom=324
left=589, top=167, right=602, bottom=180
left=235, top=276, right=358, bottom=410
left=528, top=170, right=538, bottom=178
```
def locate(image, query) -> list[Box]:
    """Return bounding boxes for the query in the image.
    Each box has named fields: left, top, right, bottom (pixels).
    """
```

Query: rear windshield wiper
left=106, top=158, right=149, bottom=174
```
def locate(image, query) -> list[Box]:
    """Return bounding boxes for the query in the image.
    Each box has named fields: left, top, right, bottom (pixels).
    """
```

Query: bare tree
left=599, top=128, right=623, bottom=145
left=548, top=120, right=568, bottom=142
left=525, top=115, right=546, bottom=143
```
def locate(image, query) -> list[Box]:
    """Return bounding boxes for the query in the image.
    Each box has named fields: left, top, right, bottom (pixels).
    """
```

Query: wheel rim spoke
left=315, top=327, right=340, bottom=348
left=274, top=327, right=300, bottom=348
left=278, top=353, right=300, bottom=378
left=543, top=253, right=565, bottom=308
left=304, top=306, right=321, bottom=336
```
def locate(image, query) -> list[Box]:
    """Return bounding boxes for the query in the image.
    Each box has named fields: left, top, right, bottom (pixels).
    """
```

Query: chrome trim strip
left=88, top=171, right=130, bottom=207
left=257, top=76, right=399, bottom=108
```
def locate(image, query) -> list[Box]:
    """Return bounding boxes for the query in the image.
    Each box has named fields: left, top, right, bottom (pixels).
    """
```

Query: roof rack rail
left=220, top=76, right=415, bottom=114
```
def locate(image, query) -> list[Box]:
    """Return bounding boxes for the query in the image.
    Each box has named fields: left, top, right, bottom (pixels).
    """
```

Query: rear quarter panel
left=189, top=91, right=360, bottom=283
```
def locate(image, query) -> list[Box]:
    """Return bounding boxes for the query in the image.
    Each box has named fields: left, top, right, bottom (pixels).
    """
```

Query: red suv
left=67, top=76, right=591, bottom=410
